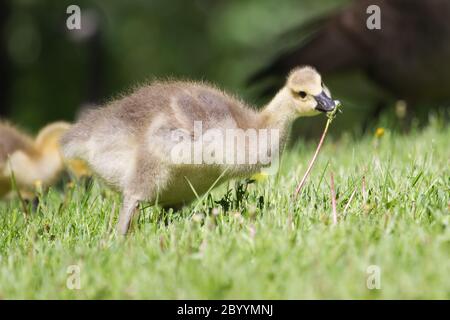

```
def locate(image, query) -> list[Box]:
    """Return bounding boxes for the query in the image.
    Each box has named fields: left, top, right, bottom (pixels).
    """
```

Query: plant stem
left=330, top=172, right=338, bottom=225
left=293, top=114, right=334, bottom=198
left=342, top=187, right=357, bottom=217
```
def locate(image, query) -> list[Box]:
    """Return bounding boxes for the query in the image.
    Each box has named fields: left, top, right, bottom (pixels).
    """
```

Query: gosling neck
left=258, top=87, right=297, bottom=132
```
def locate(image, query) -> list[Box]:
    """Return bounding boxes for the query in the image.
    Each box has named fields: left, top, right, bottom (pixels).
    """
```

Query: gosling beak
left=314, top=91, right=336, bottom=113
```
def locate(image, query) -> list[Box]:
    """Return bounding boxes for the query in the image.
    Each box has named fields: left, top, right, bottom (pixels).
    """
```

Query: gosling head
left=34, top=122, right=90, bottom=177
left=286, top=66, right=336, bottom=116
left=34, top=122, right=72, bottom=153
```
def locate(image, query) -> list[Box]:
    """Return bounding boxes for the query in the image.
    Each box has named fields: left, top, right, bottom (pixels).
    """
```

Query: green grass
left=0, top=117, right=449, bottom=299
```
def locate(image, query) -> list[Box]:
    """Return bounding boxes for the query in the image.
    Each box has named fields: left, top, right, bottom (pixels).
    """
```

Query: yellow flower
left=375, top=127, right=385, bottom=138
left=34, top=180, right=43, bottom=190
left=251, top=171, right=269, bottom=182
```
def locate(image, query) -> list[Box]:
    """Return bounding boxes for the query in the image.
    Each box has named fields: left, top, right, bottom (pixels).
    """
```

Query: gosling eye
left=298, top=91, right=307, bottom=98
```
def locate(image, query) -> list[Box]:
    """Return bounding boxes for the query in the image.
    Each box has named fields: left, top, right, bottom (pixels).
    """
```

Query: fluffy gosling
left=0, top=121, right=73, bottom=198
left=62, top=66, right=336, bottom=235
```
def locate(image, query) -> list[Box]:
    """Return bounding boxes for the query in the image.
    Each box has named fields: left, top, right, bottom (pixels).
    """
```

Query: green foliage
left=6, top=0, right=349, bottom=130
left=0, top=119, right=448, bottom=299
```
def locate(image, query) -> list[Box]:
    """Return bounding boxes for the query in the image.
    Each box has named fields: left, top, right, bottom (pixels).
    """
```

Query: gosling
left=0, top=121, right=73, bottom=199
left=62, top=66, right=336, bottom=235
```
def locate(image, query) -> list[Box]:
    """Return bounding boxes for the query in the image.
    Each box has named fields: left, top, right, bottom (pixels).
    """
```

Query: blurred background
left=1, top=0, right=449, bottom=137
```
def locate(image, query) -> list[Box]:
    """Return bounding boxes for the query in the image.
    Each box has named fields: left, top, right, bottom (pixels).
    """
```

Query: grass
left=0, top=116, right=449, bottom=299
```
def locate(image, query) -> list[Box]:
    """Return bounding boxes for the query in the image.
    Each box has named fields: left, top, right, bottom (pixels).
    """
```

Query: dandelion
left=211, top=207, right=220, bottom=216
left=375, top=127, right=385, bottom=138
left=250, top=171, right=269, bottom=182
left=34, top=180, right=43, bottom=193
left=192, top=213, right=204, bottom=223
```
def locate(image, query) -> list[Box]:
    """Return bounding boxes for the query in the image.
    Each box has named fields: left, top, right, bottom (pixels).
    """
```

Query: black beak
left=314, top=91, right=335, bottom=113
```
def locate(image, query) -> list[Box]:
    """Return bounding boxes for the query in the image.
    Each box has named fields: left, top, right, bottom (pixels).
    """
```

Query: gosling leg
left=117, top=196, right=139, bottom=235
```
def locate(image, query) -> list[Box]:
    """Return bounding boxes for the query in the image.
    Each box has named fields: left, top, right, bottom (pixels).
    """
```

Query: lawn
left=0, top=116, right=449, bottom=299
